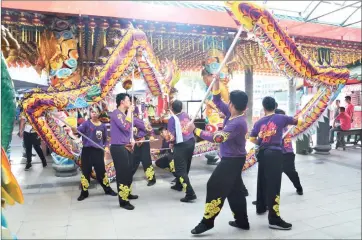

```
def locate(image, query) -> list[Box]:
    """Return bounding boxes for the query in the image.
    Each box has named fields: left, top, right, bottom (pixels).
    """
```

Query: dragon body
left=224, top=1, right=351, bottom=161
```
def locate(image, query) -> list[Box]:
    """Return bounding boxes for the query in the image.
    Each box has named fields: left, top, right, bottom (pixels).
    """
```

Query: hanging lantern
left=99, top=19, right=109, bottom=46
left=88, top=18, right=97, bottom=46
left=32, top=13, right=44, bottom=45
left=1, top=11, right=15, bottom=26
left=77, top=18, right=85, bottom=47
left=137, top=24, right=144, bottom=30
left=111, top=19, right=121, bottom=30
left=18, top=12, right=29, bottom=42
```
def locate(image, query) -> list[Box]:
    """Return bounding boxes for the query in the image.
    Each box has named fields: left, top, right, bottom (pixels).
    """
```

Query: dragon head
left=21, top=27, right=165, bottom=160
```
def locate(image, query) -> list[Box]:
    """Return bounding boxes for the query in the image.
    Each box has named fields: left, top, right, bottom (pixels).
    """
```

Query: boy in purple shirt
left=76, top=106, right=117, bottom=201
left=131, top=96, right=157, bottom=186
left=110, top=93, right=138, bottom=210
left=188, top=77, right=250, bottom=235
left=154, top=127, right=176, bottom=179
left=249, top=97, right=301, bottom=230
left=167, top=100, right=197, bottom=202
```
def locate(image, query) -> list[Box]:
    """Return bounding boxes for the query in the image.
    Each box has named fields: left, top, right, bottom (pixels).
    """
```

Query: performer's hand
left=18, top=131, right=23, bottom=138
left=169, top=143, right=174, bottom=149
left=128, top=104, right=135, bottom=113
left=130, top=138, right=136, bottom=148
left=186, top=122, right=196, bottom=132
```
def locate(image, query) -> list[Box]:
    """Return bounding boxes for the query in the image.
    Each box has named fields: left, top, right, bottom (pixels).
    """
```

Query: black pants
left=24, top=132, right=46, bottom=165
left=110, top=145, right=134, bottom=205
left=283, top=153, right=302, bottom=190
left=173, top=138, right=195, bottom=196
left=201, top=157, right=248, bottom=226
left=256, top=149, right=283, bottom=221
left=80, top=147, right=112, bottom=194
left=132, top=142, right=156, bottom=182
left=155, top=152, right=176, bottom=176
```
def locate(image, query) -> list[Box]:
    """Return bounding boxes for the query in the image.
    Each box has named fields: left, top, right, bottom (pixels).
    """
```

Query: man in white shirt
left=18, top=111, right=47, bottom=170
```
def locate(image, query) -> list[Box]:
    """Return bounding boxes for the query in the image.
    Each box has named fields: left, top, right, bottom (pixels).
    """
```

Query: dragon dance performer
left=154, top=127, right=176, bottom=179
left=249, top=96, right=301, bottom=230
left=75, top=106, right=117, bottom=201
left=131, top=97, right=157, bottom=186
left=188, top=77, right=250, bottom=235
left=110, top=93, right=138, bottom=210
left=167, top=100, right=197, bottom=202
left=276, top=109, right=303, bottom=195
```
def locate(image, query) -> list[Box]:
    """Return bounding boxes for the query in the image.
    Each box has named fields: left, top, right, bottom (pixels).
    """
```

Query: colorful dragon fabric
left=1, top=25, right=24, bottom=240
left=225, top=1, right=351, bottom=153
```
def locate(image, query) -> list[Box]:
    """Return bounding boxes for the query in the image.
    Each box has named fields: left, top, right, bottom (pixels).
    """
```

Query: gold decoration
left=204, top=198, right=222, bottom=219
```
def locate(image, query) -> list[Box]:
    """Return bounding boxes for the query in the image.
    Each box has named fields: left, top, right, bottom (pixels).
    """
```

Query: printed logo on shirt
left=284, top=136, right=292, bottom=150
left=96, top=130, right=103, bottom=140
left=258, top=122, right=277, bottom=143
left=181, top=118, right=191, bottom=135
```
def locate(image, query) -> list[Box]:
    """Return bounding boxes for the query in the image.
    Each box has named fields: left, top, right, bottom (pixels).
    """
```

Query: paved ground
left=4, top=132, right=361, bottom=239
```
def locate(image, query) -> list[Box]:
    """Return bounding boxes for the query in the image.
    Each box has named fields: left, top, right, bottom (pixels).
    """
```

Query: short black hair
left=262, top=96, right=277, bottom=111
left=275, top=102, right=279, bottom=109
left=116, top=93, right=130, bottom=107
left=275, top=108, right=286, bottom=115
left=345, top=96, right=351, bottom=101
left=171, top=100, right=183, bottom=114
left=229, top=90, right=248, bottom=112
left=336, top=99, right=340, bottom=103
left=339, top=107, right=345, bottom=112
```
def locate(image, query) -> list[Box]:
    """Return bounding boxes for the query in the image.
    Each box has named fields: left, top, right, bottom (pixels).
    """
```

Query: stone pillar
left=313, top=110, right=332, bottom=155
left=245, top=66, right=254, bottom=129
left=288, top=78, right=296, bottom=115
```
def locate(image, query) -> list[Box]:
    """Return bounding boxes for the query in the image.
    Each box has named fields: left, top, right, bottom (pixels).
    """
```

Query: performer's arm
left=77, top=121, right=88, bottom=134
left=284, top=115, right=302, bottom=127
left=111, top=112, right=131, bottom=133
left=133, top=118, right=146, bottom=132
left=18, top=115, right=25, bottom=138
left=103, top=124, right=109, bottom=147
left=212, top=78, right=230, bottom=117
left=194, top=121, right=242, bottom=143
left=249, top=124, right=259, bottom=145
left=167, top=117, right=176, bottom=143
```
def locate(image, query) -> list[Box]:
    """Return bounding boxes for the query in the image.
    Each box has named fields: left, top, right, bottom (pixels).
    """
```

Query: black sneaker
left=129, top=194, right=139, bottom=200
left=147, top=180, right=156, bottom=186
left=42, top=162, right=47, bottom=168
left=105, top=189, right=117, bottom=196
left=171, top=185, right=182, bottom=192
left=191, top=222, right=214, bottom=235
left=77, top=191, right=89, bottom=201
left=180, top=194, right=197, bottom=203
left=252, top=200, right=257, bottom=205
left=171, top=178, right=177, bottom=184
left=229, top=221, right=250, bottom=230
left=25, top=163, right=32, bottom=171
left=269, top=218, right=292, bottom=230
left=296, top=188, right=303, bottom=195
left=120, top=202, right=135, bottom=210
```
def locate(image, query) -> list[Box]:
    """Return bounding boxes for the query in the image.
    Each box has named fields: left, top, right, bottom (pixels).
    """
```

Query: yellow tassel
left=161, top=37, right=163, bottom=50
left=35, top=29, right=38, bottom=43
left=221, top=41, right=223, bottom=51
left=24, top=29, right=27, bottom=43
left=22, top=28, right=24, bottom=42
left=178, top=38, right=180, bottom=50
left=104, top=31, right=106, bottom=46
left=79, top=32, right=82, bottom=47
left=173, top=39, right=175, bottom=48
left=39, top=31, right=41, bottom=47
left=91, top=30, right=94, bottom=46
left=192, top=39, right=194, bottom=51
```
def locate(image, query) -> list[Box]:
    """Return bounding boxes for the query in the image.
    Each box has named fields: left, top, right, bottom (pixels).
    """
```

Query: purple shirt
left=197, top=115, right=248, bottom=157
left=110, top=109, right=132, bottom=145
left=250, top=114, right=297, bottom=151
left=282, top=127, right=294, bottom=154
left=77, top=120, right=108, bottom=149
left=133, top=117, right=154, bottom=139
left=167, top=112, right=195, bottom=144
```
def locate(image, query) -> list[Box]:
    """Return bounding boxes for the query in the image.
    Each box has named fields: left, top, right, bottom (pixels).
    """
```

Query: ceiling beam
left=306, top=1, right=360, bottom=22
left=343, top=20, right=362, bottom=27
left=304, top=1, right=323, bottom=21
left=340, top=6, right=361, bottom=26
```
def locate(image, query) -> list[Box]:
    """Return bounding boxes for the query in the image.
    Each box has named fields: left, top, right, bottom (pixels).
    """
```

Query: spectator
left=329, top=107, right=351, bottom=144
left=345, top=96, right=354, bottom=123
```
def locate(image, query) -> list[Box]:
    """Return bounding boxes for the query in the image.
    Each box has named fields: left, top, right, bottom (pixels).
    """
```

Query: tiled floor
left=4, top=134, right=361, bottom=239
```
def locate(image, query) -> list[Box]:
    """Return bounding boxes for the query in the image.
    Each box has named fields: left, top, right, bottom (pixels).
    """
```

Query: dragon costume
left=1, top=25, right=24, bottom=240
